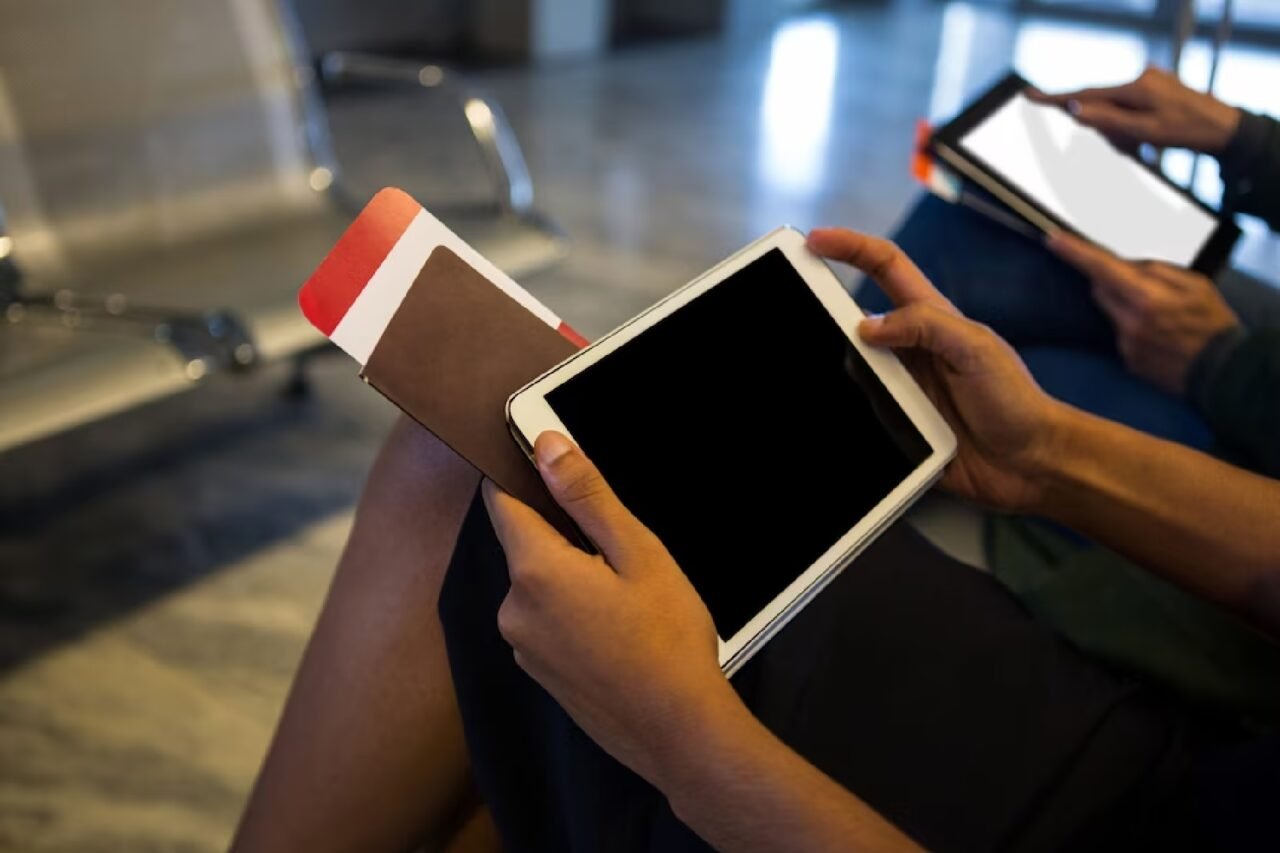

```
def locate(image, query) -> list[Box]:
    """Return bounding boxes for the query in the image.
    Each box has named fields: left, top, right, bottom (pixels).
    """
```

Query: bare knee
left=341, top=416, right=482, bottom=593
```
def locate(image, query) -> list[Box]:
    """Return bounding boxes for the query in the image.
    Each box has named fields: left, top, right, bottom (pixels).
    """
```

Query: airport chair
left=0, top=0, right=566, bottom=452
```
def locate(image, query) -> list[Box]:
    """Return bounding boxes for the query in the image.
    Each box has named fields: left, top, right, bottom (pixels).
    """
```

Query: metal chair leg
left=283, top=353, right=313, bottom=400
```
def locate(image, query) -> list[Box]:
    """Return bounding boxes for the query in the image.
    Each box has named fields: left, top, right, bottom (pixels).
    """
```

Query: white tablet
left=506, top=227, right=956, bottom=675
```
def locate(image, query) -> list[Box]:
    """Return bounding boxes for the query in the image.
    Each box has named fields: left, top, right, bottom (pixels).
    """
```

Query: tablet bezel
left=505, top=227, right=957, bottom=675
left=929, top=71, right=1240, bottom=277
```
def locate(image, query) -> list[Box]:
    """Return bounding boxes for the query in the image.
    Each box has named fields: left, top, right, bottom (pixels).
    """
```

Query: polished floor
left=3, top=1, right=1280, bottom=849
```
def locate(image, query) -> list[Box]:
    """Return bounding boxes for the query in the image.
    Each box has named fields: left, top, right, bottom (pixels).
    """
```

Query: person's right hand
left=1029, top=66, right=1241, bottom=155
left=808, top=228, right=1071, bottom=513
left=1047, top=232, right=1240, bottom=396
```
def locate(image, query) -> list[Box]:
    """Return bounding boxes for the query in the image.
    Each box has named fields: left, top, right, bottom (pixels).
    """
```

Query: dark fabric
left=1217, top=267, right=1280, bottom=330
left=439, top=492, right=1200, bottom=852
left=1189, top=328, right=1280, bottom=478
left=988, top=515, right=1280, bottom=728
left=856, top=194, right=1110, bottom=353
left=1195, top=734, right=1280, bottom=852
left=1187, top=325, right=1249, bottom=413
left=1218, top=111, right=1280, bottom=231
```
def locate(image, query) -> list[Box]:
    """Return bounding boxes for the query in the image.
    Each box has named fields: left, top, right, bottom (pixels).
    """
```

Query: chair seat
left=1, top=202, right=567, bottom=451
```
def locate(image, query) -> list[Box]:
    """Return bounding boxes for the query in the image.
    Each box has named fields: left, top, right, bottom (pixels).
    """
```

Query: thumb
left=534, top=431, right=660, bottom=570
left=859, top=303, right=988, bottom=373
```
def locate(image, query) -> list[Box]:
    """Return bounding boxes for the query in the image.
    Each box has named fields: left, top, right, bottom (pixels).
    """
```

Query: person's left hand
left=808, top=228, right=1070, bottom=513
left=1048, top=233, right=1240, bottom=395
left=482, top=432, right=742, bottom=789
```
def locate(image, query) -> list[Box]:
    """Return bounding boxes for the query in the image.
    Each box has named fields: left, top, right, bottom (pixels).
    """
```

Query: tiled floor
left=3, top=2, right=1278, bottom=849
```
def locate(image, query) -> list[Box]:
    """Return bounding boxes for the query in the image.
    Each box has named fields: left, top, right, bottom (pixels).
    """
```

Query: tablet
left=930, top=71, right=1240, bottom=276
left=506, top=228, right=956, bottom=675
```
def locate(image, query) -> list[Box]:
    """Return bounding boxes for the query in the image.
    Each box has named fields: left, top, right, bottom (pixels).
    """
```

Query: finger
left=1141, top=261, right=1207, bottom=292
left=1092, top=269, right=1167, bottom=321
left=1091, top=282, right=1139, bottom=331
left=1032, top=81, right=1149, bottom=110
left=482, top=479, right=571, bottom=574
left=1115, top=334, right=1143, bottom=371
left=858, top=303, right=989, bottom=373
left=496, top=594, right=528, bottom=649
left=1069, top=101, right=1159, bottom=143
left=533, top=431, right=661, bottom=572
left=807, top=228, right=955, bottom=312
left=1102, top=131, right=1142, bottom=158
left=1046, top=231, right=1134, bottom=285
left=1111, top=261, right=1174, bottom=309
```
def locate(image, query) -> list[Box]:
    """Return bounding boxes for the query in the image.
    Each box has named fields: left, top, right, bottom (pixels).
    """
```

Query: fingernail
left=858, top=314, right=884, bottom=338
left=536, top=431, right=574, bottom=469
left=1066, top=99, right=1082, bottom=116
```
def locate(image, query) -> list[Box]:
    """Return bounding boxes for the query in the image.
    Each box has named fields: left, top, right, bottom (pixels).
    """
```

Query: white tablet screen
left=544, top=249, right=932, bottom=639
left=961, top=92, right=1217, bottom=266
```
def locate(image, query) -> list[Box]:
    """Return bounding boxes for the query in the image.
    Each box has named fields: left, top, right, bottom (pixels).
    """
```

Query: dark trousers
left=440, top=494, right=1196, bottom=852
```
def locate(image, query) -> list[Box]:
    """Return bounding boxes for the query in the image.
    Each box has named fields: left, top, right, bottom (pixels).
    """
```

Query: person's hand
left=808, top=228, right=1070, bottom=512
left=1048, top=232, right=1240, bottom=395
left=482, top=432, right=743, bottom=788
left=1029, top=66, right=1241, bottom=155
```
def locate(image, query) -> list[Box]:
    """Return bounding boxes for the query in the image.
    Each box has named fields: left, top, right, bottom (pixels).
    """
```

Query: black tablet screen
left=546, top=248, right=931, bottom=639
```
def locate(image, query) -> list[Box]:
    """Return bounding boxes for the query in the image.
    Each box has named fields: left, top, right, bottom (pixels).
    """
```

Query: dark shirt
left=1186, top=110, right=1280, bottom=477
left=1219, top=110, right=1280, bottom=230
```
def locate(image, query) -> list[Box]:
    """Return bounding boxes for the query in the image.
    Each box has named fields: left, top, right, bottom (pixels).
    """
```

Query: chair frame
left=0, top=0, right=561, bottom=449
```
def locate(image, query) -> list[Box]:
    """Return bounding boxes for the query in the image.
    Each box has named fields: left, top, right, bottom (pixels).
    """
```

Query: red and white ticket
left=299, top=187, right=586, bottom=362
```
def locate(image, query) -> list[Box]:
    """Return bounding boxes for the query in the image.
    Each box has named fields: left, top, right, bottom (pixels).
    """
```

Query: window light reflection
left=757, top=19, right=839, bottom=195
left=928, top=3, right=979, bottom=122
left=1013, top=21, right=1147, bottom=92
left=1173, top=42, right=1280, bottom=204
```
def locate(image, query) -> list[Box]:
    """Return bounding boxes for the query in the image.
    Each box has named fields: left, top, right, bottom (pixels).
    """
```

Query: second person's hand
left=1047, top=232, right=1240, bottom=395
left=1029, top=66, right=1241, bottom=155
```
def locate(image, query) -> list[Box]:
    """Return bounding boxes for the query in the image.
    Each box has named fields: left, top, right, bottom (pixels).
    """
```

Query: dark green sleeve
left=1187, top=327, right=1280, bottom=477
left=1218, top=111, right=1280, bottom=232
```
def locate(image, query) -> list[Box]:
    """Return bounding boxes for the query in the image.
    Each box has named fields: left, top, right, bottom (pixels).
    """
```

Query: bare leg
left=232, top=417, right=486, bottom=852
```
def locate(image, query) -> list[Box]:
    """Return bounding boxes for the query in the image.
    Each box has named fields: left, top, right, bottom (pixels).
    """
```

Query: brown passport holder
left=362, top=245, right=581, bottom=538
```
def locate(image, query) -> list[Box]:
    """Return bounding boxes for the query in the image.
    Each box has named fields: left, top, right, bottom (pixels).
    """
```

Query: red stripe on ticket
left=299, top=188, right=420, bottom=335
left=298, top=188, right=584, bottom=363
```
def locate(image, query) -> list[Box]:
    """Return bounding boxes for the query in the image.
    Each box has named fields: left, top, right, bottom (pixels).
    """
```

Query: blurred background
left=1, top=0, right=1277, bottom=848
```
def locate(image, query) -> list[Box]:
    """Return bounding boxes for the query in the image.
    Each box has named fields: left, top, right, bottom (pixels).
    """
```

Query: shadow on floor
left=0, top=353, right=394, bottom=673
